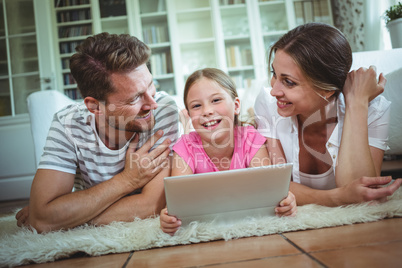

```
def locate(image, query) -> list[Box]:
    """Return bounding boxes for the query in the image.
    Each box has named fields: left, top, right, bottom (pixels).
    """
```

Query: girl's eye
left=192, top=104, right=201, bottom=109
left=212, top=98, right=221, bottom=103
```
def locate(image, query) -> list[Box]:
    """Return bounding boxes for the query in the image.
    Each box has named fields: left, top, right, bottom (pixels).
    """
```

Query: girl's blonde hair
left=183, top=68, right=240, bottom=125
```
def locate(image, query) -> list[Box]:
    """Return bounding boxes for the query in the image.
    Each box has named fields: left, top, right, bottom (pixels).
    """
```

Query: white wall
left=0, top=116, right=35, bottom=201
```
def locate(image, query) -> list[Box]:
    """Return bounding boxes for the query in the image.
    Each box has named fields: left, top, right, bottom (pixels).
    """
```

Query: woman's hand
left=343, top=66, right=386, bottom=105
left=160, top=208, right=181, bottom=235
left=275, top=191, right=297, bottom=217
left=338, top=176, right=402, bottom=205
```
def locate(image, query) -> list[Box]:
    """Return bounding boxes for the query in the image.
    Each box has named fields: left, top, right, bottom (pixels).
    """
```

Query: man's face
left=102, top=64, right=158, bottom=133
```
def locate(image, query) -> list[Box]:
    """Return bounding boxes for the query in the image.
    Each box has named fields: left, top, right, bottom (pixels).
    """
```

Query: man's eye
left=131, top=96, right=141, bottom=104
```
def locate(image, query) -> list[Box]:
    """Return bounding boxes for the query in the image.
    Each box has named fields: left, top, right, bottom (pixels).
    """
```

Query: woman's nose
left=270, top=78, right=283, bottom=97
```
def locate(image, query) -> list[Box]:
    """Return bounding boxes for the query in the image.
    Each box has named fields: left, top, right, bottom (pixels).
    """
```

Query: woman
left=254, top=22, right=401, bottom=206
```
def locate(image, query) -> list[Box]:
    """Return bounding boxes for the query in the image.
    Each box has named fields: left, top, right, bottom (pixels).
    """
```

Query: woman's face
left=270, top=50, right=328, bottom=120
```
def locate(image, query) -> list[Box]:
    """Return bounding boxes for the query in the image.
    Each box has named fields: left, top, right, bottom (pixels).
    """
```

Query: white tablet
left=164, top=163, right=293, bottom=226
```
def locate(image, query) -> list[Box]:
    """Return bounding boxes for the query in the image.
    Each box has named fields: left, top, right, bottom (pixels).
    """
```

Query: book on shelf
left=55, top=0, right=90, bottom=8
left=226, top=46, right=253, bottom=67
left=57, top=9, right=91, bottom=23
left=157, top=0, right=166, bottom=12
left=142, top=25, right=169, bottom=44
left=150, top=51, right=173, bottom=76
left=58, top=25, right=92, bottom=38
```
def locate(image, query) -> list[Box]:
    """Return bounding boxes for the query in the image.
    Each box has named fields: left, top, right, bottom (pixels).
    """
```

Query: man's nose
left=142, top=92, right=158, bottom=110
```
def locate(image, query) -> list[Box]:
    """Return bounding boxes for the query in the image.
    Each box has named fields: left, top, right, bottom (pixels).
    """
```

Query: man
left=16, top=33, right=180, bottom=233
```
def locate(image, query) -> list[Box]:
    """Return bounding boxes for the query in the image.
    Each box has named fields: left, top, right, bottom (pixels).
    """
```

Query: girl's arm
left=160, top=152, right=193, bottom=235
left=336, top=67, right=387, bottom=187
left=249, top=144, right=271, bottom=167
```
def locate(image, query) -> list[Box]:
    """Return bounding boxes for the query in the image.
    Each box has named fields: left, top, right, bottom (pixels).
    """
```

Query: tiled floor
left=2, top=215, right=399, bottom=268
left=2, top=159, right=401, bottom=268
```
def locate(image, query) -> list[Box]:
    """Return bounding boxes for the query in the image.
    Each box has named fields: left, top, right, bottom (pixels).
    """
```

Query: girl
left=160, top=68, right=296, bottom=235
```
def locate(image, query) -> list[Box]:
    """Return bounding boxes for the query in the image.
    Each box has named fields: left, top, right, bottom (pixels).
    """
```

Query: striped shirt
left=38, top=92, right=180, bottom=191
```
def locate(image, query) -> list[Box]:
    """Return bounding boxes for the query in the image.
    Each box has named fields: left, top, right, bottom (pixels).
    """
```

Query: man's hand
left=16, top=206, right=29, bottom=227
left=120, top=130, right=171, bottom=190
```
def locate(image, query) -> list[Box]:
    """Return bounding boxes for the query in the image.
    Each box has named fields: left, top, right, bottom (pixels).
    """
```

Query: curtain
left=331, top=0, right=397, bottom=52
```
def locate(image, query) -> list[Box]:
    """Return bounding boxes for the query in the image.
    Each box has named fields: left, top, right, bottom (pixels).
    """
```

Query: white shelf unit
left=52, top=0, right=94, bottom=100
left=49, top=0, right=332, bottom=104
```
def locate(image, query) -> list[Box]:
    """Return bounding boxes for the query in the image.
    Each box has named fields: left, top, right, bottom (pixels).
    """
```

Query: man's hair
left=70, top=32, right=151, bottom=100
left=268, top=22, right=352, bottom=96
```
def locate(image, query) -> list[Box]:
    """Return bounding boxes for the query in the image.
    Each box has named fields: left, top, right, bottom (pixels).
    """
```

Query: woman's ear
left=325, top=91, right=337, bottom=100
left=234, top=97, right=241, bottom=115
left=84, top=97, right=102, bottom=115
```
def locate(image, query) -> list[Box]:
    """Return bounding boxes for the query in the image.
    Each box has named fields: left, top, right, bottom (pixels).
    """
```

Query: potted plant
left=384, top=2, right=402, bottom=48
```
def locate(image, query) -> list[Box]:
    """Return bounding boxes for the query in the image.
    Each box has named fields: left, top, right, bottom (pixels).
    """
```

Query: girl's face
left=186, top=77, right=240, bottom=145
left=270, top=50, right=329, bottom=120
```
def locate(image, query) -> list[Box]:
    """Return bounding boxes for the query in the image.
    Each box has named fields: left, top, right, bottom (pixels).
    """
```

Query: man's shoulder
left=155, top=91, right=177, bottom=106
left=53, top=102, right=92, bottom=128
left=154, top=92, right=179, bottom=120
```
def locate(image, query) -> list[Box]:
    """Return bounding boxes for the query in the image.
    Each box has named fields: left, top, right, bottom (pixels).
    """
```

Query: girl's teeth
left=204, top=120, right=218, bottom=127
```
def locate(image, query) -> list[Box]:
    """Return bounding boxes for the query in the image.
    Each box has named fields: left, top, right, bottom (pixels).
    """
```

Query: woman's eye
left=284, top=79, right=296, bottom=87
left=270, top=70, right=276, bottom=78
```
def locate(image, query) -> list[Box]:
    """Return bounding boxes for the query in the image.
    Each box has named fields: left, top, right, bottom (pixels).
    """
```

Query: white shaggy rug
left=1, top=187, right=402, bottom=267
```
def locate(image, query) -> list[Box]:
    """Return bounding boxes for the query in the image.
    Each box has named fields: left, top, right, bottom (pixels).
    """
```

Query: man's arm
left=20, top=131, right=170, bottom=233
left=89, top=157, right=171, bottom=225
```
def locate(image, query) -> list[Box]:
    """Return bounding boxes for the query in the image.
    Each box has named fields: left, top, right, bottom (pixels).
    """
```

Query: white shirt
left=254, top=87, right=391, bottom=189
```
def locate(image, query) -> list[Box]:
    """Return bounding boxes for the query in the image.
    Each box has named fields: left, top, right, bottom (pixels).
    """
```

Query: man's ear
left=84, top=97, right=102, bottom=115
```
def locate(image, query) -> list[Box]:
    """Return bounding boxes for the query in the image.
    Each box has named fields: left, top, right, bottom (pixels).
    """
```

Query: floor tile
left=0, top=199, right=29, bottom=215
left=206, top=253, right=322, bottom=268
left=18, top=252, right=131, bottom=268
left=127, top=235, right=300, bottom=267
left=282, top=218, right=402, bottom=252
left=311, top=240, right=402, bottom=268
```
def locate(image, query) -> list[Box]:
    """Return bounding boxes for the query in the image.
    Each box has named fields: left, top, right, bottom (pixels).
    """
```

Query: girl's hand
left=275, top=191, right=297, bottom=217
left=343, top=66, right=386, bottom=105
left=160, top=208, right=182, bottom=235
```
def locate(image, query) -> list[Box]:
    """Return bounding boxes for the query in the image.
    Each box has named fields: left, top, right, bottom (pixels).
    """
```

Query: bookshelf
left=48, top=0, right=332, bottom=103
left=53, top=0, right=93, bottom=100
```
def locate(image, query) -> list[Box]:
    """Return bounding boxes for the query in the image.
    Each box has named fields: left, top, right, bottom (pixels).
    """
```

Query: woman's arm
left=265, top=136, right=401, bottom=206
left=336, top=67, right=387, bottom=186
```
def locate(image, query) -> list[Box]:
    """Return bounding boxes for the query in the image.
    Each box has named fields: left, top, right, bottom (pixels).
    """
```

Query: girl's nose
left=202, top=104, right=213, bottom=116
